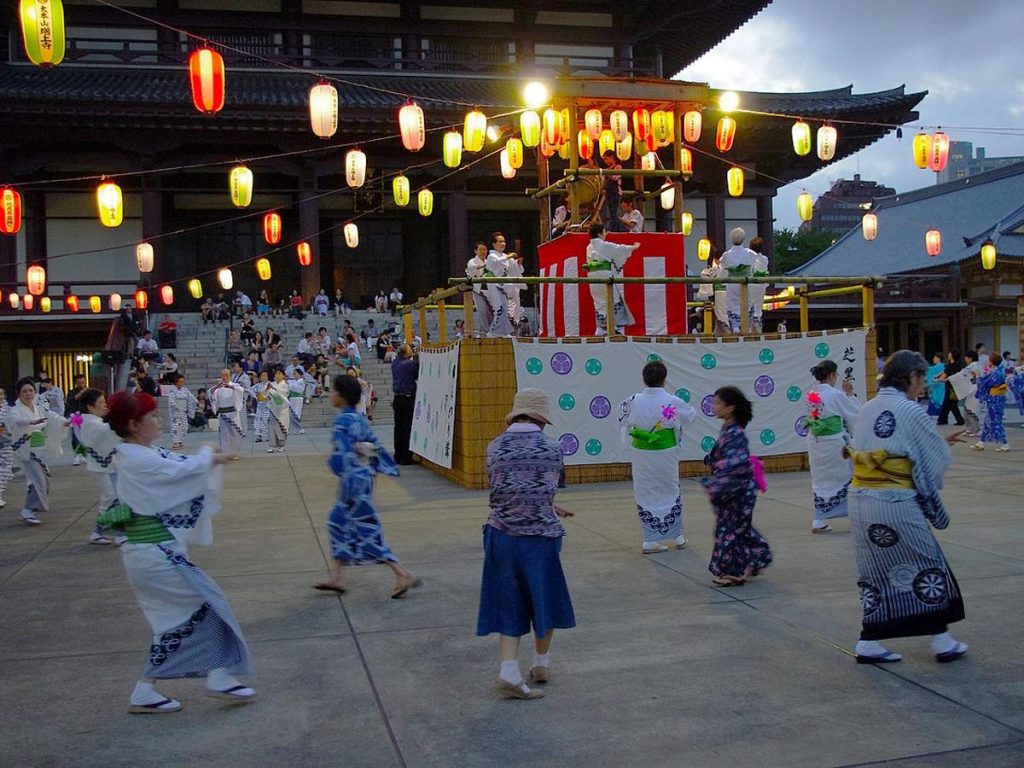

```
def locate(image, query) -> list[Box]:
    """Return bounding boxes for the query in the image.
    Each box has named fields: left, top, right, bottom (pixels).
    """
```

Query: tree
left=773, top=228, right=838, bottom=274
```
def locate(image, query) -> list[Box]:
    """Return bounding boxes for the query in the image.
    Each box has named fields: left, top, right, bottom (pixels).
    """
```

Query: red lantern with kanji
left=188, top=46, right=225, bottom=115
left=26, top=264, right=46, bottom=296
left=160, top=285, right=174, bottom=305
left=680, top=147, right=693, bottom=176
left=683, top=111, right=702, bottom=143
left=398, top=101, right=425, bottom=152
left=926, top=228, right=941, bottom=256
left=632, top=108, right=651, bottom=143
left=66, top=294, right=79, bottom=312
left=134, top=289, right=148, bottom=310
left=263, top=212, right=281, bottom=245
left=929, top=131, right=950, bottom=172
left=297, top=241, right=312, bottom=267
left=716, top=117, right=736, bottom=152
left=578, top=130, right=594, bottom=161
left=1, top=187, right=21, bottom=234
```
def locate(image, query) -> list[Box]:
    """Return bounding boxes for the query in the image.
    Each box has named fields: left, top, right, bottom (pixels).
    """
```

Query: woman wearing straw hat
left=477, top=388, right=576, bottom=700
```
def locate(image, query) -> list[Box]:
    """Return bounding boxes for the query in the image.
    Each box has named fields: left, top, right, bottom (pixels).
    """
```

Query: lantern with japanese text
left=136, top=241, right=154, bottom=273
left=817, top=125, right=837, bottom=161
left=598, top=129, right=615, bottom=157
left=418, top=189, right=433, bottom=217
left=134, top=289, right=148, bottom=310
left=500, top=149, right=516, bottom=179
left=188, top=279, right=202, bottom=299
left=296, top=243, right=312, bottom=267
left=559, top=109, right=571, bottom=142
left=660, top=183, right=675, bottom=211
left=791, top=121, right=811, bottom=156
left=345, top=149, right=366, bottom=188
left=797, top=192, right=813, bottom=222
left=66, top=294, right=79, bottom=312
left=635, top=139, right=651, bottom=158
left=683, top=111, right=702, bottom=143
left=8, top=293, right=19, bottom=309
left=1, top=187, right=21, bottom=234
left=392, top=175, right=410, bottom=207
left=641, top=152, right=656, bottom=171
left=109, top=293, right=121, bottom=312
left=913, top=132, right=931, bottom=169
left=256, top=257, right=272, bottom=281
left=584, top=109, right=602, bottom=140
left=980, top=240, right=996, bottom=270
left=539, top=133, right=556, bottom=159
left=929, top=131, right=950, bottom=172
left=308, top=81, right=338, bottom=139
left=862, top=212, right=878, bottom=241
left=218, top=267, right=234, bottom=288
left=557, top=142, right=570, bottom=160
left=463, top=109, right=486, bottom=152
left=716, top=117, right=736, bottom=152
left=506, top=138, right=523, bottom=169
left=20, top=0, right=66, bottom=67
left=520, top=110, right=540, bottom=148
left=398, top=102, right=425, bottom=151
left=681, top=211, right=693, bottom=236
left=632, top=108, right=651, bottom=143
left=40, top=296, right=51, bottom=313
left=578, top=130, right=594, bottom=161
left=616, top=133, right=632, bottom=162
left=610, top=110, right=629, bottom=142
left=680, top=147, right=693, bottom=176
left=188, top=46, right=225, bottom=115
left=542, top=109, right=560, bottom=146
left=697, top=238, right=711, bottom=261
left=26, top=264, right=46, bottom=295
left=160, top=285, right=174, bottom=305
left=229, top=165, right=253, bottom=208
left=651, top=110, right=671, bottom=144
left=925, top=228, right=941, bottom=256
left=89, top=295, right=101, bottom=313
left=23, top=294, right=33, bottom=311
left=443, top=131, right=463, bottom=168
left=344, top=222, right=359, bottom=248
left=727, top=166, right=744, bottom=197
left=263, top=212, right=281, bottom=244
left=96, top=180, right=123, bottom=227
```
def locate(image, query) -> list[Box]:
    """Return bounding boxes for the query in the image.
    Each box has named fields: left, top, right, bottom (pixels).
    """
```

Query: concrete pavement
left=0, top=424, right=1022, bottom=767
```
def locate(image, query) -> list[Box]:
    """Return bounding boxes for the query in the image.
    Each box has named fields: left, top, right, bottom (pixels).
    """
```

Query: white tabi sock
left=931, top=632, right=958, bottom=654
left=812, top=520, right=828, bottom=529
left=499, top=660, right=524, bottom=686
left=642, top=541, right=658, bottom=550
left=855, top=640, right=898, bottom=658
left=130, top=681, right=167, bottom=706
left=532, top=653, right=550, bottom=670
left=206, top=667, right=240, bottom=691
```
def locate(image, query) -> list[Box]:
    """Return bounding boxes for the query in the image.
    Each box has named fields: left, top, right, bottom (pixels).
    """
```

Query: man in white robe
left=466, top=241, right=493, bottom=334
left=485, top=232, right=514, bottom=337
left=748, top=236, right=770, bottom=332
left=584, top=222, right=639, bottom=335
left=504, top=253, right=525, bottom=330
left=719, top=227, right=756, bottom=333
left=211, top=370, right=245, bottom=458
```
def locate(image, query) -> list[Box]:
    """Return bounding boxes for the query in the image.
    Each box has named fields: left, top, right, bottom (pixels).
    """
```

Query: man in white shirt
left=719, top=227, right=757, bottom=333
left=584, top=222, right=640, bottom=335
left=389, top=287, right=403, bottom=317
left=486, top=233, right=515, bottom=337
left=620, top=197, right=644, bottom=234
left=136, top=331, right=161, bottom=362
left=466, top=241, right=493, bottom=333
left=296, top=332, right=315, bottom=368
left=747, top=236, right=770, bottom=332
left=504, top=253, right=525, bottom=329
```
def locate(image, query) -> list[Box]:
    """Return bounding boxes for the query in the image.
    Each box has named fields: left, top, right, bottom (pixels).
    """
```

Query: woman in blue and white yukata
left=7, top=377, right=66, bottom=526
left=313, top=375, right=420, bottom=599
left=971, top=352, right=1011, bottom=452
left=99, top=391, right=255, bottom=714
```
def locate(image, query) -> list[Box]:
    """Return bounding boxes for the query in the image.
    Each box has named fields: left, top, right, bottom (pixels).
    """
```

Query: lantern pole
left=537, top=144, right=551, bottom=241
left=672, top=105, right=684, bottom=233
left=567, top=98, right=580, bottom=226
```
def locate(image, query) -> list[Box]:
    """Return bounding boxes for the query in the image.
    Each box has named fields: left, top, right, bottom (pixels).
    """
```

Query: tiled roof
left=791, top=162, right=1024, bottom=277
left=739, top=85, right=925, bottom=117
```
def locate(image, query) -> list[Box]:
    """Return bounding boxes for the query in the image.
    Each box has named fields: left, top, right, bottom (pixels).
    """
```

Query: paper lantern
left=520, top=110, right=541, bottom=148
left=345, top=149, right=366, bottom=188
left=160, top=285, right=174, bottom=305
left=559, top=109, right=571, bottom=142
left=8, top=293, right=19, bottom=309
left=715, top=117, right=736, bottom=152
left=610, top=110, right=629, bottom=142
left=96, top=180, right=123, bottom=227
left=40, top=296, right=51, bottom=313
left=109, top=293, right=121, bottom=312
left=635, top=139, right=651, bottom=158
left=862, top=212, right=878, bottom=241
left=727, top=167, right=744, bottom=197
left=263, top=212, right=281, bottom=244
left=506, top=138, right=523, bottom=169
left=308, top=81, right=338, bottom=139
left=256, top=257, right=272, bottom=281
left=392, top=175, right=410, bottom=207
left=218, top=267, right=234, bottom=289
left=22, top=294, right=33, bottom=311
left=616, top=133, right=633, bottom=162
left=134, top=289, right=148, bottom=310
left=925, top=228, right=941, bottom=256
left=697, top=238, right=711, bottom=261
left=584, top=109, right=602, bottom=140
left=20, top=0, right=66, bottom=68
left=1, top=187, right=21, bottom=234
left=187, top=279, right=202, bottom=299
left=817, top=125, right=837, bottom=161
left=500, top=148, right=516, bottom=179
left=26, top=264, right=46, bottom=295
left=398, top=101, right=425, bottom=151
left=65, top=294, right=79, bottom=312
left=443, top=131, right=463, bottom=168
left=980, top=240, right=996, bottom=270
left=661, top=114, right=675, bottom=146
left=929, top=131, right=950, bottom=172
left=680, top=147, right=693, bottom=176
left=573, top=130, right=593, bottom=161
left=136, top=241, right=154, bottom=273
left=228, top=165, right=253, bottom=208
left=463, top=109, right=486, bottom=152
left=641, top=152, right=656, bottom=171
left=791, top=121, right=811, bottom=156
left=913, top=132, right=931, bottom=169
left=632, top=109, right=651, bottom=143
left=660, top=183, right=675, bottom=211
left=539, top=133, right=556, bottom=159
left=344, top=222, right=359, bottom=248
left=188, top=46, right=225, bottom=115
left=542, top=109, right=561, bottom=146
left=557, top=142, right=570, bottom=160
left=296, top=243, right=312, bottom=268
left=651, top=111, right=671, bottom=144
left=598, top=129, right=615, bottom=157
left=89, top=295, right=101, bottom=313
left=681, top=211, right=693, bottom=236
left=418, top=189, right=433, bottom=217
left=683, top=111, right=702, bottom=143
left=797, top=192, right=813, bottom=222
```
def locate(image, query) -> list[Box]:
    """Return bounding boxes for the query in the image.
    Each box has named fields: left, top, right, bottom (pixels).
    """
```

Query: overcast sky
left=677, top=0, right=1023, bottom=231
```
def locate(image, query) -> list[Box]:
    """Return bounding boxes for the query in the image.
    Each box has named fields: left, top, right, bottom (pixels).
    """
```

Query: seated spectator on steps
left=157, top=315, right=178, bottom=348
left=136, top=330, right=162, bottom=363
left=226, top=330, right=244, bottom=364
left=288, top=290, right=305, bottom=319
left=313, top=289, right=330, bottom=317
left=200, top=297, right=215, bottom=324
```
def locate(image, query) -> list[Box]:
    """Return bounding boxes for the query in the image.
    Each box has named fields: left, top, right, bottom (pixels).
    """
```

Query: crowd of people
left=197, top=286, right=406, bottom=324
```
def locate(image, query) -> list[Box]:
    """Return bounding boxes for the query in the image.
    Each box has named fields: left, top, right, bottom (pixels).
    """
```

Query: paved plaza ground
left=0, top=424, right=1022, bottom=767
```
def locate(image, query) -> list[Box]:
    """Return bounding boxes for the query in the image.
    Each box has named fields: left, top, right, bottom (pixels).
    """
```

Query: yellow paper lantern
left=578, top=130, right=595, bottom=161
left=797, top=192, right=813, bottom=222
left=443, top=130, right=463, bottom=168
left=256, top=257, right=272, bottom=281
left=716, top=117, right=736, bottom=152
left=218, top=268, right=233, bottom=290
left=980, top=240, right=996, bottom=270
left=506, top=138, right=523, bottom=169
left=136, top=241, right=154, bottom=273
left=598, top=129, right=615, bottom=157
left=308, top=81, right=339, bottom=139
left=817, top=125, right=837, bottom=161
left=89, top=295, right=101, bottom=313
left=520, top=110, right=541, bottom=148
left=40, top=296, right=51, bottom=313
left=635, top=139, right=651, bottom=158
left=463, top=109, right=487, bottom=153
left=584, top=109, right=602, bottom=140
left=683, top=111, right=702, bottom=143
left=542, top=108, right=561, bottom=146
left=392, top=175, right=410, bottom=207
left=660, top=183, right=675, bottom=211
left=727, top=167, right=744, bottom=197
left=19, top=0, right=65, bottom=68
left=651, top=110, right=672, bottom=144
left=109, top=293, right=122, bottom=312
left=616, top=133, right=633, bottom=162
left=96, top=180, right=123, bottom=227
left=680, top=147, right=693, bottom=176
left=862, top=212, right=878, bottom=241
left=188, top=279, right=203, bottom=299
left=559, top=109, right=571, bottom=143
left=557, top=142, right=570, bottom=160
left=791, top=121, right=811, bottom=156
left=26, top=264, right=46, bottom=295
left=398, top=101, right=425, bottom=151
left=610, top=110, right=629, bottom=142
left=913, top=132, right=932, bottom=170
left=418, top=189, right=433, bottom=217
left=697, top=238, right=711, bottom=261
left=9, top=292, right=20, bottom=309
left=229, top=165, right=253, bottom=208
left=500, top=149, right=516, bottom=179
left=344, top=222, right=359, bottom=248
left=134, top=289, right=148, bottom=310
left=345, top=149, right=367, bottom=188
left=681, top=211, right=693, bottom=236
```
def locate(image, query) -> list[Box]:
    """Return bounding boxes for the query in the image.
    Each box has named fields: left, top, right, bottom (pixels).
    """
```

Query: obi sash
left=628, top=427, right=677, bottom=451
left=845, top=449, right=914, bottom=489
left=288, top=392, right=305, bottom=398
left=96, top=504, right=174, bottom=544
left=989, top=384, right=1007, bottom=396
left=725, top=265, right=750, bottom=277
left=217, top=407, right=237, bottom=414
left=805, top=414, right=843, bottom=438
left=584, top=260, right=613, bottom=272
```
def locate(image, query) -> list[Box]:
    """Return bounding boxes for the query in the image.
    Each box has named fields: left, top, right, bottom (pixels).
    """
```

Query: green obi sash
left=271, top=393, right=287, bottom=406
left=288, top=391, right=305, bottom=398
left=96, top=504, right=174, bottom=544
left=725, top=264, right=750, bottom=277
left=584, top=260, right=613, bottom=272
left=805, top=414, right=843, bottom=437
left=752, top=270, right=769, bottom=278
left=29, top=430, right=46, bottom=448
left=629, top=427, right=678, bottom=450
left=483, top=269, right=495, bottom=277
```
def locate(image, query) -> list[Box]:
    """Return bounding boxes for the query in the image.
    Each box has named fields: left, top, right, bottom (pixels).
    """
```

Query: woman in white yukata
left=266, top=368, right=291, bottom=453
left=288, top=368, right=311, bottom=433
left=250, top=371, right=272, bottom=444
left=7, top=377, right=66, bottom=526
left=210, top=369, right=245, bottom=458
left=98, top=391, right=255, bottom=714
left=846, top=351, right=969, bottom=665
left=485, top=232, right=515, bottom=337
left=618, top=360, right=696, bottom=553
left=583, top=222, right=639, bottom=335
left=805, top=360, right=861, bottom=534
left=466, top=241, right=494, bottom=333
left=166, top=373, right=198, bottom=451
left=73, top=388, right=125, bottom=545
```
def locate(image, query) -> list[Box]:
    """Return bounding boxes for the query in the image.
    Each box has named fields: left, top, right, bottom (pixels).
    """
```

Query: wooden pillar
left=863, top=285, right=878, bottom=399
left=463, top=289, right=474, bottom=335
left=403, top=311, right=413, bottom=344
left=568, top=100, right=580, bottom=225
left=703, top=305, right=713, bottom=337
left=799, top=290, right=810, bottom=332
left=706, top=193, right=726, bottom=253
left=538, top=149, right=551, bottom=242
left=671, top=107, right=683, bottom=232
left=739, top=283, right=750, bottom=334
left=417, top=304, right=427, bottom=343
left=298, top=163, right=320, bottom=302
left=437, top=299, right=447, bottom=343
left=604, top=282, right=614, bottom=336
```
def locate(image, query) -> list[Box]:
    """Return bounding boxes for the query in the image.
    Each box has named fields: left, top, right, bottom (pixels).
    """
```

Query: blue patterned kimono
left=326, top=408, right=400, bottom=564
left=1009, top=369, right=1024, bottom=416
left=976, top=367, right=1007, bottom=445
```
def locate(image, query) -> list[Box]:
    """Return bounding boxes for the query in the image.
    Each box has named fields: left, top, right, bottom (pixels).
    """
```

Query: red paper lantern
left=929, top=131, right=950, bottom=172
left=1, top=186, right=21, bottom=234
left=683, top=111, right=702, bottom=144
left=23, top=294, right=34, bottom=311
left=926, top=228, right=941, bottom=256
left=716, top=117, right=736, bottom=152
left=134, top=289, right=148, bottom=310
left=297, top=241, right=312, bottom=267
left=263, top=212, right=282, bottom=245
left=160, top=285, right=174, bottom=305
left=26, top=264, right=46, bottom=296
left=66, top=294, right=79, bottom=312
left=578, top=130, right=594, bottom=160
left=632, top=108, right=651, bottom=143
left=188, top=46, right=225, bottom=115
left=398, top=101, right=425, bottom=152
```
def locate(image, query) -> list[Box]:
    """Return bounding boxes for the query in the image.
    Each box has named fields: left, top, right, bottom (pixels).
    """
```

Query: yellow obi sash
left=845, top=448, right=914, bottom=489
left=989, top=384, right=1007, bottom=396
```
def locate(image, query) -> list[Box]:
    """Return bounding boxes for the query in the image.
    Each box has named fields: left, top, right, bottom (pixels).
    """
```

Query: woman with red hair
left=97, top=391, right=255, bottom=714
